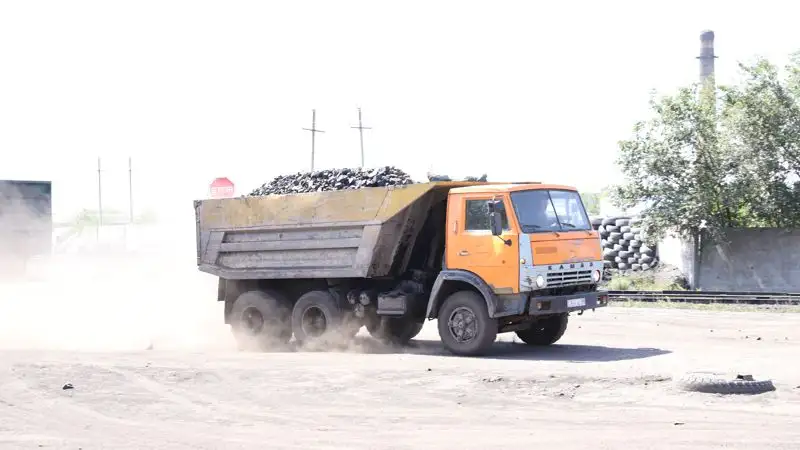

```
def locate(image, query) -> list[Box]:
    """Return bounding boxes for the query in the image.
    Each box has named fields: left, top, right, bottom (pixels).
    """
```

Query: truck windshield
left=510, top=189, right=591, bottom=233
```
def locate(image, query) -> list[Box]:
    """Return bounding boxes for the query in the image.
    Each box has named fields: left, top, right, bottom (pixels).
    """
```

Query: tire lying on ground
left=515, top=313, right=569, bottom=346
left=675, top=372, right=777, bottom=395
left=229, top=290, right=293, bottom=351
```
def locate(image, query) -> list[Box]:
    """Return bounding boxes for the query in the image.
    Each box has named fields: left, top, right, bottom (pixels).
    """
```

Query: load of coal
left=249, top=166, right=415, bottom=196
left=426, top=172, right=488, bottom=182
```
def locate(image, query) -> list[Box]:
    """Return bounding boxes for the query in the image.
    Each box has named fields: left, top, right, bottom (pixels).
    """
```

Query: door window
left=465, top=199, right=510, bottom=231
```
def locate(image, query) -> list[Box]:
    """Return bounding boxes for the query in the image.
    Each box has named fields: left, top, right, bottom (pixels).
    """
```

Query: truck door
left=447, top=194, right=520, bottom=294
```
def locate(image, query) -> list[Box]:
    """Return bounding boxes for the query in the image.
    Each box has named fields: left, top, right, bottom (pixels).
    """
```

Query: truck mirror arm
left=495, top=236, right=512, bottom=247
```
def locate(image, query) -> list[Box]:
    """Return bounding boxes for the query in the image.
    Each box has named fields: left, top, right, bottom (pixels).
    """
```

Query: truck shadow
left=407, top=339, right=671, bottom=362
left=323, top=336, right=671, bottom=362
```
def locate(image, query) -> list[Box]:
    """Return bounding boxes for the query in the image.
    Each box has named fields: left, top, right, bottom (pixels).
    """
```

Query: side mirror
left=490, top=212, right=503, bottom=236
left=488, top=199, right=503, bottom=236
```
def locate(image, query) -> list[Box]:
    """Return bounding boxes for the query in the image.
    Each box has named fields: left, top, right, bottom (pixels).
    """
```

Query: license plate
left=567, top=297, right=586, bottom=308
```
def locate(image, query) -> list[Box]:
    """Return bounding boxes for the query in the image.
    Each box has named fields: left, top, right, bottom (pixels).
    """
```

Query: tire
left=291, top=290, right=344, bottom=345
left=437, top=291, right=497, bottom=356
left=515, top=313, right=569, bottom=346
left=369, top=317, right=424, bottom=345
left=229, top=290, right=292, bottom=351
left=675, top=372, right=776, bottom=395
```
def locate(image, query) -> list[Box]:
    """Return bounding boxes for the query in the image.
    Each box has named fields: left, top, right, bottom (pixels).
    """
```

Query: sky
left=1, top=0, right=799, bottom=222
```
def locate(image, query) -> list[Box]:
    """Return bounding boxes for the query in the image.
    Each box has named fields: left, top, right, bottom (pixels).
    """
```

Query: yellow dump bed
left=195, top=181, right=490, bottom=280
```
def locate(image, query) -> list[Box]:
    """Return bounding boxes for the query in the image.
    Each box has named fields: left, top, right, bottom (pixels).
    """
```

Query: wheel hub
left=301, top=306, right=328, bottom=338
left=242, top=307, right=265, bottom=334
left=448, top=306, right=478, bottom=343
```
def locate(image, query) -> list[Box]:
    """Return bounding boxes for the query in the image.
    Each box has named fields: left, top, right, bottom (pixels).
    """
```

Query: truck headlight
left=592, top=269, right=601, bottom=283
left=535, top=275, right=546, bottom=288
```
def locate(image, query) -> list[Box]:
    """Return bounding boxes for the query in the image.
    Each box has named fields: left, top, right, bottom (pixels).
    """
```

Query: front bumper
left=527, top=290, right=608, bottom=315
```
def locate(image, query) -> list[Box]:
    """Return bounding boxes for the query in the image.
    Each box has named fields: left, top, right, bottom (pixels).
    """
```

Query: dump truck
left=195, top=181, right=608, bottom=356
left=0, top=180, right=53, bottom=277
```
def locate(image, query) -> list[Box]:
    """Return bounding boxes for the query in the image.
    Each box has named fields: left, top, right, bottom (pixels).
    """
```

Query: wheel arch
left=425, top=269, right=498, bottom=319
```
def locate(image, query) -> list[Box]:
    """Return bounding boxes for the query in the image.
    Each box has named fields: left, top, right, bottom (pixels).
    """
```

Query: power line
left=302, top=109, right=325, bottom=171
left=350, top=107, right=372, bottom=168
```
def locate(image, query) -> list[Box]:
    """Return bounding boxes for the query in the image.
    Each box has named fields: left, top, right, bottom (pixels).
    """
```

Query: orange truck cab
left=423, top=183, right=608, bottom=355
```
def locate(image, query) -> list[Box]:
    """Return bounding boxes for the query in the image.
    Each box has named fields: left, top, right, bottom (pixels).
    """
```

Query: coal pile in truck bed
left=248, top=166, right=415, bottom=196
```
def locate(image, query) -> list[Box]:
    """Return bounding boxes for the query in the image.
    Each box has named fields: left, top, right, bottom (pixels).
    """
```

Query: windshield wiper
left=560, top=222, right=576, bottom=228
left=521, top=224, right=542, bottom=232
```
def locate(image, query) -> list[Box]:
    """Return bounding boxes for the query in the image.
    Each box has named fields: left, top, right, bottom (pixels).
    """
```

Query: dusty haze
left=0, top=201, right=232, bottom=352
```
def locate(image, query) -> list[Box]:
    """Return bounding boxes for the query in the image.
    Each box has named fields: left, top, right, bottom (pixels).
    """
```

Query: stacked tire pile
left=249, top=166, right=415, bottom=196
left=590, top=216, right=659, bottom=272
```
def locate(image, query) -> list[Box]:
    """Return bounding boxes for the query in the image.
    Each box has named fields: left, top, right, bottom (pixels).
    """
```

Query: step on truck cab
left=195, top=181, right=608, bottom=356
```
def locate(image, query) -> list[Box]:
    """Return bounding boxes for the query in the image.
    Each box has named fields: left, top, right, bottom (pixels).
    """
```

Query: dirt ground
left=1, top=254, right=800, bottom=449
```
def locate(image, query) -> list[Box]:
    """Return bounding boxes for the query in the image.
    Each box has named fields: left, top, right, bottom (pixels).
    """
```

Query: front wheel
left=437, top=291, right=497, bottom=356
left=515, top=313, right=569, bottom=346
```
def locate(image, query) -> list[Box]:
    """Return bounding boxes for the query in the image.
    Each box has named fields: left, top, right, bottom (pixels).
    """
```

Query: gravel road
left=1, top=254, right=799, bottom=449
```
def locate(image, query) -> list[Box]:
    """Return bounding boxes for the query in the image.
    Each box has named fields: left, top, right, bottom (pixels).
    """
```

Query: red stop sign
left=209, top=177, right=235, bottom=198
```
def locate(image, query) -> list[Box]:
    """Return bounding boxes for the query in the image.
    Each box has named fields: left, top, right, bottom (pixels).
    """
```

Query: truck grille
left=546, top=269, right=593, bottom=287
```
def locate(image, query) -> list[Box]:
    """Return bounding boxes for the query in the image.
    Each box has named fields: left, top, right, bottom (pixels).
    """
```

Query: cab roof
left=448, top=183, right=578, bottom=194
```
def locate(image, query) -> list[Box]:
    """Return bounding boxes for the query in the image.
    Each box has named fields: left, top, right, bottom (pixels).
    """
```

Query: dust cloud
left=0, top=194, right=234, bottom=352
left=0, top=188, right=415, bottom=355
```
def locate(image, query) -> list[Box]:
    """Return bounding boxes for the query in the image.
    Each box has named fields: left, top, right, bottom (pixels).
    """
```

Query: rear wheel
left=515, top=313, right=569, bottom=346
left=291, top=290, right=345, bottom=345
left=368, top=317, right=424, bottom=345
left=437, top=290, right=497, bottom=356
left=229, top=290, right=292, bottom=351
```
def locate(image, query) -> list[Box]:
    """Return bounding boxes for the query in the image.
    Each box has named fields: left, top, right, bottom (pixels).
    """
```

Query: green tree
left=612, top=82, right=735, bottom=243
left=580, top=192, right=601, bottom=216
left=613, top=55, right=800, bottom=243
left=721, top=57, right=800, bottom=227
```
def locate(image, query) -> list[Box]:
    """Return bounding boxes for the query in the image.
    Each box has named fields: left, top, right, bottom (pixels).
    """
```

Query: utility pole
left=302, top=109, right=325, bottom=171
left=128, top=157, right=133, bottom=223
left=350, top=107, right=372, bottom=168
left=97, top=157, right=103, bottom=240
